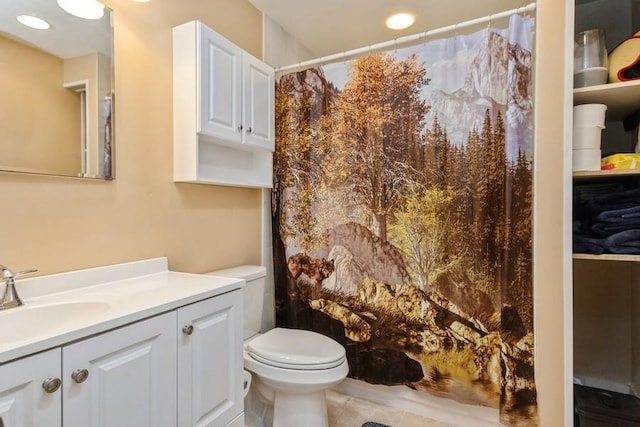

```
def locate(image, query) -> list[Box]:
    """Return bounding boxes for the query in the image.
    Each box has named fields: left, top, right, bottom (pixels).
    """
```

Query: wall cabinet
left=197, top=26, right=274, bottom=151
left=0, top=291, right=243, bottom=427
left=173, top=20, right=274, bottom=188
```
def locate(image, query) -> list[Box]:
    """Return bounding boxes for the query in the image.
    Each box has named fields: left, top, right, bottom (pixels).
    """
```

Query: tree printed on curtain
left=272, top=16, right=536, bottom=426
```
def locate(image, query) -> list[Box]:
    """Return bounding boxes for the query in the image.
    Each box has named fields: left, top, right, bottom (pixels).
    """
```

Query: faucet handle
left=14, top=269, right=37, bottom=278
left=0, top=266, right=37, bottom=282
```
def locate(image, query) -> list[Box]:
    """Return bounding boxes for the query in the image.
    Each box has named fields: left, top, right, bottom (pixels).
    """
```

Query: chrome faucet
left=0, top=265, right=37, bottom=310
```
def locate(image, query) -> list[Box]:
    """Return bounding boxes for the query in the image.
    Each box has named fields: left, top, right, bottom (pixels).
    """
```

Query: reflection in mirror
left=0, top=0, right=113, bottom=179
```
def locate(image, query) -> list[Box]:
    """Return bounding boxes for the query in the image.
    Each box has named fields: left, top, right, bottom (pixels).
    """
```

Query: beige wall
left=0, top=0, right=263, bottom=276
left=0, top=35, right=81, bottom=175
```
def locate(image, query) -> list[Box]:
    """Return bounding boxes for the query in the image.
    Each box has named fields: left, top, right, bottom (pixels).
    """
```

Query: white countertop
left=0, top=257, right=243, bottom=364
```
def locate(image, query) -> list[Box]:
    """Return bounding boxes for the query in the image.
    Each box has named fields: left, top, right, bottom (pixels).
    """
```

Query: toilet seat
left=246, top=328, right=346, bottom=370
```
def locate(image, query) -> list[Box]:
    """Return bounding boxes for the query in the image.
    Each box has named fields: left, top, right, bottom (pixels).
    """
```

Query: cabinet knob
left=182, top=325, right=194, bottom=335
left=237, top=125, right=243, bottom=131
left=42, top=377, right=61, bottom=393
left=71, top=369, right=89, bottom=384
left=247, top=127, right=252, bottom=134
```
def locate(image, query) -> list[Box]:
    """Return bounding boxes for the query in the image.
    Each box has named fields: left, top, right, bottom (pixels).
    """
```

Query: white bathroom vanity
left=0, top=257, right=245, bottom=427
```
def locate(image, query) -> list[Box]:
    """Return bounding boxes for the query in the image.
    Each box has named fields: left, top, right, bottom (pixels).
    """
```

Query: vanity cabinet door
left=177, top=289, right=243, bottom=427
left=199, top=23, right=243, bottom=144
left=242, top=52, right=274, bottom=151
left=0, top=349, right=61, bottom=427
left=62, top=312, right=177, bottom=427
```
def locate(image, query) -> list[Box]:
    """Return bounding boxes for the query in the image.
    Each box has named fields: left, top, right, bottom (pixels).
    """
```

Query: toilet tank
left=205, top=265, right=266, bottom=340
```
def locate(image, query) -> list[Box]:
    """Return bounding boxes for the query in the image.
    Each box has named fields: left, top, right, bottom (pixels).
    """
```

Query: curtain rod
left=275, top=2, right=536, bottom=74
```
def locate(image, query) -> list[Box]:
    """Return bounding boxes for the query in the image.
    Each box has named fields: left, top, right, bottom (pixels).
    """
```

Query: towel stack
left=573, top=186, right=640, bottom=254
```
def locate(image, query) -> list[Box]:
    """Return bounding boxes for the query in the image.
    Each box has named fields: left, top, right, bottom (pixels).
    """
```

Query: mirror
left=0, top=0, right=113, bottom=179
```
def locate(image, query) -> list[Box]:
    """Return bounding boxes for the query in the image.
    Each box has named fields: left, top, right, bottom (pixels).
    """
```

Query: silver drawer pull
left=71, top=369, right=89, bottom=384
left=42, top=377, right=61, bottom=393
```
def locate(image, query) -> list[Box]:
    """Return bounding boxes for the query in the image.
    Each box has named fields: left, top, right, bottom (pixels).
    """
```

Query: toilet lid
left=247, top=328, right=346, bottom=370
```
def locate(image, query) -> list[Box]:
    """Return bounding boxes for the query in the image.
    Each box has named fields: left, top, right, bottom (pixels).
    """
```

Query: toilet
left=207, top=265, right=348, bottom=427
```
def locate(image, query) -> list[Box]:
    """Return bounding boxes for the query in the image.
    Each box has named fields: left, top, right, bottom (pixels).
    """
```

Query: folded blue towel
left=595, top=206, right=640, bottom=222
left=585, top=188, right=640, bottom=215
left=590, top=220, right=640, bottom=236
left=574, top=230, right=640, bottom=254
left=588, top=188, right=640, bottom=204
left=573, top=235, right=605, bottom=254
left=604, top=229, right=640, bottom=253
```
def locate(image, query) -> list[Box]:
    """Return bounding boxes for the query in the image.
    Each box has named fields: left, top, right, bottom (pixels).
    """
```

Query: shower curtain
left=272, top=15, right=536, bottom=426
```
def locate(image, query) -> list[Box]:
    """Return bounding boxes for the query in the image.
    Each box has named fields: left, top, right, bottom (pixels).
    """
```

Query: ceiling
left=0, top=0, right=111, bottom=59
left=248, top=0, right=533, bottom=59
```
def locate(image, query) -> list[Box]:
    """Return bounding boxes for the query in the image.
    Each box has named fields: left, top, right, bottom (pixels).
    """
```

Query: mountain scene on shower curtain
left=272, top=23, right=536, bottom=427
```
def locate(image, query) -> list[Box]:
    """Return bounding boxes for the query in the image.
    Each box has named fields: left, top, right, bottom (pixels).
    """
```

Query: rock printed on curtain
left=272, top=15, right=537, bottom=427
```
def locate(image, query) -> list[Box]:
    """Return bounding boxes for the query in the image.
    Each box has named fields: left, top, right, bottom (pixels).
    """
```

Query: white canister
left=573, top=148, right=602, bottom=171
left=573, top=104, right=607, bottom=128
left=573, top=125, right=604, bottom=150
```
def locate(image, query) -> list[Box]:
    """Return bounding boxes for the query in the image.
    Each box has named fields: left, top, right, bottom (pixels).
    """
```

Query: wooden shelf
left=573, top=253, right=640, bottom=262
left=573, top=169, right=640, bottom=179
left=573, top=80, right=640, bottom=121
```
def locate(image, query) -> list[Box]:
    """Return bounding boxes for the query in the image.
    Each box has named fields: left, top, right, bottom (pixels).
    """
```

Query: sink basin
left=0, top=301, right=111, bottom=344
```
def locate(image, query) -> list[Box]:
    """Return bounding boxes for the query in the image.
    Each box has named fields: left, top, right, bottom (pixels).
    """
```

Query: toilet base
left=273, top=390, right=328, bottom=427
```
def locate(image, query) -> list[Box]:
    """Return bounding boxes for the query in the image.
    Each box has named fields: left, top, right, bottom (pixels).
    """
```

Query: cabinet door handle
left=247, top=127, right=252, bottom=134
left=42, top=377, right=61, bottom=393
left=182, top=325, right=194, bottom=335
left=237, top=124, right=243, bottom=131
left=71, top=369, right=89, bottom=384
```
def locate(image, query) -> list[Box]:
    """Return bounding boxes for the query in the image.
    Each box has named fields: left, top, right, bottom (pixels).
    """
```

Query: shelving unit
left=573, top=169, right=640, bottom=178
left=574, top=79, right=640, bottom=121
left=573, top=253, right=640, bottom=262
left=571, top=1, right=640, bottom=409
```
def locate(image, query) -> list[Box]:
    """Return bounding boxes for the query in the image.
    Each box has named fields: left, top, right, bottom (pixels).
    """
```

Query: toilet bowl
left=245, top=328, right=348, bottom=427
left=207, top=266, right=348, bottom=427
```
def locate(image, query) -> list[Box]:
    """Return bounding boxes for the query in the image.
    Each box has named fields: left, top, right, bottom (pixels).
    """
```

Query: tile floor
left=326, top=389, right=454, bottom=427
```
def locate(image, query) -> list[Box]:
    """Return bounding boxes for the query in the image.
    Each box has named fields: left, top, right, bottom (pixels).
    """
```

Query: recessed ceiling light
left=16, top=15, right=51, bottom=30
left=57, top=0, right=105, bottom=20
left=386, top=13, right=416, bottom=30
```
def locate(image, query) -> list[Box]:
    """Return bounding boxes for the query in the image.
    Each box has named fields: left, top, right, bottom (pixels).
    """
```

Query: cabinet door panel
left=177, top=290, right=243, bottom=427
left=199, top=25, right=242, bottom=143
left=63, top=312, right=177, bottom=427
left=0, top=349, right=61, bottom=427
left=243, top=53, right=274, bottom=151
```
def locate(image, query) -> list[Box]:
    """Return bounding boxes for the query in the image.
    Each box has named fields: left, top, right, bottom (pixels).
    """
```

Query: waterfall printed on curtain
left=272, top=15, right=536, bottom=425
